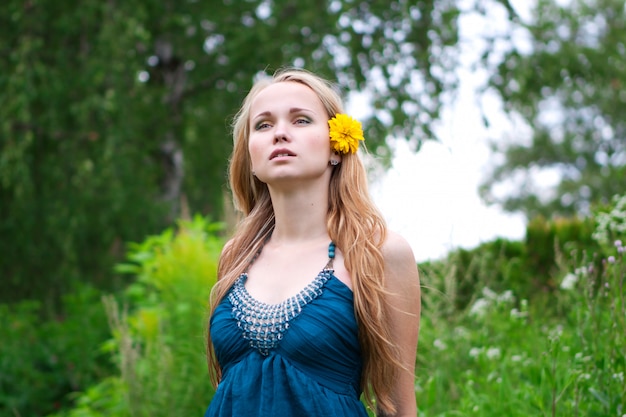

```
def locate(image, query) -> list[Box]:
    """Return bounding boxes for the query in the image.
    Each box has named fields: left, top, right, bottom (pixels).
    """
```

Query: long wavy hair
left=207, top=68, right=400, bottom=415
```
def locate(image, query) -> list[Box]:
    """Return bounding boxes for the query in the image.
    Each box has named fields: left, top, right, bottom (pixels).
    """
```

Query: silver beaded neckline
left=229, top=242, right=336, bottom=356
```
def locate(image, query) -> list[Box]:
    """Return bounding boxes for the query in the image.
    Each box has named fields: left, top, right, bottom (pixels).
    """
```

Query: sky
left=366, top=1, right=531, bottom=262
left=369, top=98, right=527, bottom=263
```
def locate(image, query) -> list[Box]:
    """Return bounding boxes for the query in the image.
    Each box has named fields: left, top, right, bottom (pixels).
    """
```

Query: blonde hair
left=207, top=68, right=400, bottom=415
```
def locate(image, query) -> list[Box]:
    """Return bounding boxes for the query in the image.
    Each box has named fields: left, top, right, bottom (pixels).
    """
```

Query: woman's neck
left=267, top=183, right=330, bottom=245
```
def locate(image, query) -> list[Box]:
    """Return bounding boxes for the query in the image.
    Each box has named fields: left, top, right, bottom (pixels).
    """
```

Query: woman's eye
left=255, top=122, right=271, bottom=130
left=295, top=118, right=311, bottom=125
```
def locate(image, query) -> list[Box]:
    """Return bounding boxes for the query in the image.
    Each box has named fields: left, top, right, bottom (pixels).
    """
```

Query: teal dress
left=205, top=243, right=368, bottom=417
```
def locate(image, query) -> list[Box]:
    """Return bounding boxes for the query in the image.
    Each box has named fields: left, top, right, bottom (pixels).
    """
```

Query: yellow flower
left=328, top=114, right=364, bottom=154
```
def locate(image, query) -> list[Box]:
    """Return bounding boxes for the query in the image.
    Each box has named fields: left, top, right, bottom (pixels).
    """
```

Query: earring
left=252, top=170, right=256, bottom=176
left=330, top=160, right=339, bottom=166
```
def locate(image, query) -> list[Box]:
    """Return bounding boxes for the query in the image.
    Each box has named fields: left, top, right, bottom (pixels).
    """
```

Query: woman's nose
left=274, top=132, right=288, bottom=143
left=273, top=122, right=290, bottom=143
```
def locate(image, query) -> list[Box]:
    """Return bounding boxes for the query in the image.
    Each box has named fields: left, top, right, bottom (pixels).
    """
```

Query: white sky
left=366, top=0, right=531, bottom=262
left=369, top=92, right=527, bottom=262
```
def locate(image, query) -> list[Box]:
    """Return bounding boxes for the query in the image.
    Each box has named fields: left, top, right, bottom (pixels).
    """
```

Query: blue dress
left=205, top=244, right=368, bottom=417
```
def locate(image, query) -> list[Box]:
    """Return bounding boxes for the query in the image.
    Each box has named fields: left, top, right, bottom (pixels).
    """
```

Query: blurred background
left=1, top=0, right=624, bottom=416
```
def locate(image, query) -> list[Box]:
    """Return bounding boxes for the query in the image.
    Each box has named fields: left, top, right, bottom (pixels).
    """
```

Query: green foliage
left=61, top=377, right=128, bottom=417
left=421, top=215, right=602, bottom=308
left=50, top=215, right=222, bottom=417
left=593, top=193, right=626, bottom=247
left=480, top=0, right=626, bottom=218
left=0, top=285, right=113, bottom=416
left=0, top=0, right=465, bottom=306
left=420, top=238, right=526, bottom=311
left=416, top=222, right=625, bottom=415
left=1, top=0, right=170, bottom=305
left=525, top=215, right=599, bottom=290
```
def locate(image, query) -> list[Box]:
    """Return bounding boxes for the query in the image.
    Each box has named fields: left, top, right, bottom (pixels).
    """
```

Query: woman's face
left=247, top=81, right=334, bottom=187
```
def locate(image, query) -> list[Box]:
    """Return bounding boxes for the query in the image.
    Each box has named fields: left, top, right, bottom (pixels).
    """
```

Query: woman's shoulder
left=381, top=231, right=416, bottom=265
left=380, top=231, right=420, bottom=289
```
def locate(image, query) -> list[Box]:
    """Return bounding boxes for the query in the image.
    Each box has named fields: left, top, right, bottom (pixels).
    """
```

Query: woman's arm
left=382, top=231, right=421, bottom=416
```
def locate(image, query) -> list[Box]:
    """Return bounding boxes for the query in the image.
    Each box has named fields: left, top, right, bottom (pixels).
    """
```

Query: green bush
left=417, top=239, right=625, bottom=416
left=421, top=215, right=602, bottom=310
left=415, top=195, right=626, bottom=416
left=525, top=215, right=598, bottom=289
left=0, top=285, right=112, bottom=416
left=593, top=194, right=626, bottom=249
left=50, top=215, right=222, bottom=417
left=420, top=238, right=526, bottom=311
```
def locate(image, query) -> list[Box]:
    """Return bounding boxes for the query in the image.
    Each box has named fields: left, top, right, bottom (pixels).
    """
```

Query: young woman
left=205, top=68, right=421, bottom=417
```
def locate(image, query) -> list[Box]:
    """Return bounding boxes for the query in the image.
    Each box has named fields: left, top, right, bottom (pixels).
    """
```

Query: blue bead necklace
left=229, top=242, right=336, bottom=356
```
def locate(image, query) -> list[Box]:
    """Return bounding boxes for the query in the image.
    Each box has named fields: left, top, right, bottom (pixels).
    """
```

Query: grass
left=416, top=240, right=625, bottom=416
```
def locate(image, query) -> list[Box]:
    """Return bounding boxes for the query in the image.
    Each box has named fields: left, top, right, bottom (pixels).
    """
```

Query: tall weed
left=50, top=215, right=222, bottom=417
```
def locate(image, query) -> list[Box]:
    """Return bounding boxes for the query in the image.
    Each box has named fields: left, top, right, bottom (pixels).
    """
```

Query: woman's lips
left=270, top=149, right=296, bottom=160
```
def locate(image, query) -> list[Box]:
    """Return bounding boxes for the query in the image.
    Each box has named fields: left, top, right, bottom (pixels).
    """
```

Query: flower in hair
left=328, top=114, right=364, bottom=154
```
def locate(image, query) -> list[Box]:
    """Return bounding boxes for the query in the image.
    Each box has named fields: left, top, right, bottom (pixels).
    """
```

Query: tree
left=0, top=0, right=462, bottom=305
left=479, top=0, right=626, bottom=219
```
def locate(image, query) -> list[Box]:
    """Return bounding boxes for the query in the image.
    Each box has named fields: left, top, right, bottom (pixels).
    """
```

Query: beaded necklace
left=229, top=242, right=336, bottom=356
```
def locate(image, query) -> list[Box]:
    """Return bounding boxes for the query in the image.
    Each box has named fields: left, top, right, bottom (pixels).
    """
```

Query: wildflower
left=592, top=194, right=626, bottom=245
left=469, top=347, right=482, bottom=358
left=511, top=355, right=523, bottom=362
left=469, top=298, right=490, bottom=317
left=433, top=339, right=447, bottom=351
left=497, top=290, right=514, bottom=303
left=560, top=273, right=578, bottom=290
left=482, top=287, right=498, bottom=300
left=607, top=256, right=616, bottom=264
left=613, top=372, right=624, bottom=383
left=510, top=308, right=528, bottom=320
left=328, top=114, right=364, bottom=154
left=486, top=347, right=501, bottom=360
left=549, top=325, right=563, bottom=342
left=615, top=239, right=623, bottom=248
left=453, top=326, right=470, bottom=339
